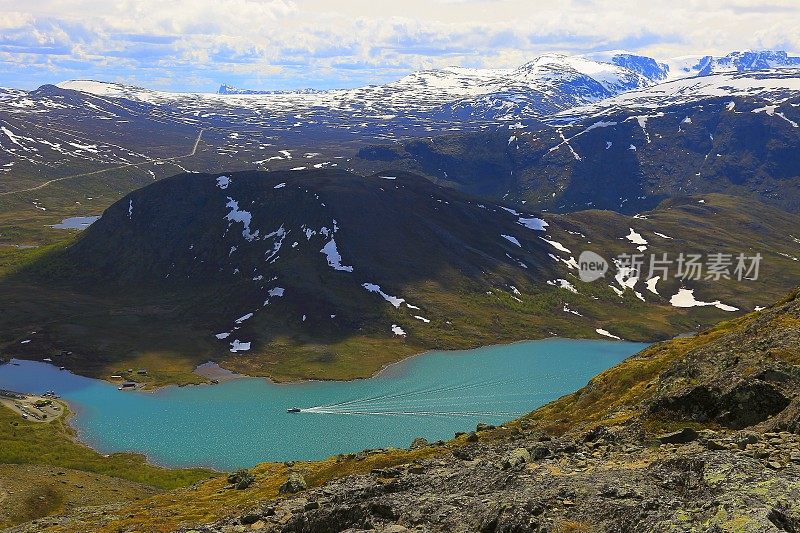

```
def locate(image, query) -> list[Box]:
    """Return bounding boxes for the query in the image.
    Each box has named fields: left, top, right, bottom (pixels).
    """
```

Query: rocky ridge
left=175, top=289, right=800, bottom=532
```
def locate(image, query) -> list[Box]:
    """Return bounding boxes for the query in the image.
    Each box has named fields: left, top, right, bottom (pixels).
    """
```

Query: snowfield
left=320, top=238, right=353, bottom=272
left=669, top=288, right=739, bottom=311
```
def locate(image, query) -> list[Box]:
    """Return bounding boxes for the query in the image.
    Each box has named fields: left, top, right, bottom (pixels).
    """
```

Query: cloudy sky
left=1, top=0, right=798, bottom=92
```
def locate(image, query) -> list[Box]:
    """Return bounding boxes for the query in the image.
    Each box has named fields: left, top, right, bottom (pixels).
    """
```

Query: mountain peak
left=217, top=84, right=322, bottom=95
left=665, top=49, right=800, bottom=79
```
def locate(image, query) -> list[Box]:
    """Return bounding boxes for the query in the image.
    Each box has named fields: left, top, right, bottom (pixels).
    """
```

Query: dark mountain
left=354, top=90, right=800, bottom=214
left=52, top=169, right=560, bottom=363
left=3, top=169, right=800, bottom=385
left=2, top=169, right=573, bottom=382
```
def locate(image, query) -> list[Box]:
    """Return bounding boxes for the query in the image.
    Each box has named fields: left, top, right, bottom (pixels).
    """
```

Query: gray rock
left=226, top=470, right=255, bottom=490
left=530, top=446, right=551, bottom=460
left=502, top=448, right=531, bottom=469
left=697, top=429, right=719, bottom=440
left=408, top=464, right=425, bottom=474
left=382, top=526, right=409, bottom=533
left=279, top=473, right=307, bottom=494
left=453, top=448, right=475, bottom=461
left=705, top=439, right=727, bottom=451
left=657, top=428, right=699, bottom=444
left=239, top=513, right=260, bottom=525
left=737, top=434, right=759, bottom=449
left=371, top=468, right=401, bottom=478
left=410, top=437, right=429, bottom=449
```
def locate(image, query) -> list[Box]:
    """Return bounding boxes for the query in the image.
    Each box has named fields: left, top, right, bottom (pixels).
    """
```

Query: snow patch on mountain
left=217, top=175, right=231, bottom=189
left=501, top=234, right=522, bottom=247
left=669, top=288, right=739, bottom=311
left=518, top=216, right=548, bottom=231
left=548, top=278, right=578, bottom=294
left=229, top=339, right=251, bottom=352
left=320, top=238, right=353, bottom=272
left=362, top=283, right=405, bottom=308
left=225, top=198, right=259, bottom=242
left=596, top=328, right=621, bottom=340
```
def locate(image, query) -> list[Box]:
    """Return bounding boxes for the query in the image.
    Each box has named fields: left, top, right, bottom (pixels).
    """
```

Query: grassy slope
left=0, top=463, right=158, bottom=530
left=0, top=400, right=216, bottom=528
left=526, top=287, right=800, bottom=435
left=0, top=403, right=213, bottom=489
left=50, top=447, right=446, bottom=533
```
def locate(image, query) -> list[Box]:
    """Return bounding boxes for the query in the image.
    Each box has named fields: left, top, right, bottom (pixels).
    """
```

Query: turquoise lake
left=0, top=339, right=648, bottom=470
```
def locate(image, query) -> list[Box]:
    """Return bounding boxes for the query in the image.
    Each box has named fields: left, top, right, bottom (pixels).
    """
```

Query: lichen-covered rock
left=409, top=437, right=428, bottom=449
left=657, top=427, right=699, bottom=444
left=501, top=447, right=531, bottom=469
left=226, top=470, right=254, bottom=490
left=278, top=473, right=307, bottom=494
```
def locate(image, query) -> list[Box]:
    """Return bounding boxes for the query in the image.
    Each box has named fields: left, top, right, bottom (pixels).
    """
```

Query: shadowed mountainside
left=2, top=170, right=800, bottom=386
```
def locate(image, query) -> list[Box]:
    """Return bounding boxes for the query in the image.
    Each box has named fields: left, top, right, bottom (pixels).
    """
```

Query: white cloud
left=0, top=0, right=798, bottom=90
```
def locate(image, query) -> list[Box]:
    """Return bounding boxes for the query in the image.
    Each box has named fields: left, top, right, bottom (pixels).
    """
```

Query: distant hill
left=354, top=71, right=800, bottom=214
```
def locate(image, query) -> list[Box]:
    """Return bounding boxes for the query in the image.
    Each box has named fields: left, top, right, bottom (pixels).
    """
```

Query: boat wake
left=294, top=375, right=552, bottom=419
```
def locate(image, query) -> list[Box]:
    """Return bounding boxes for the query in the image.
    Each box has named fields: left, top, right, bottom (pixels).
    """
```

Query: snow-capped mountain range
left=664, top=50, right=800, bottom=79
left=553, top=68, right=800, bottom=123
left=41, top=50, right=800, bottom=125
left=51, top=53, right=657, bottom=123
left=55, top=52, right=666, bottom=119
left=1, top=49, right=800, bottom=204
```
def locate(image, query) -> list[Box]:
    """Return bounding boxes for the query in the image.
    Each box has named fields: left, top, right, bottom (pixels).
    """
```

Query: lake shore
left=4, top=331, right=664, bottom=393
left=193, top=361, right=247, bottom=383
left=0, top=390, right=65, bottom=423
left=0, top=339, right=649, bottom=469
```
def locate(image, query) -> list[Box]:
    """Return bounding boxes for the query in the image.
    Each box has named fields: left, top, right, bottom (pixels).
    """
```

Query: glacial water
left=0, top=339, right=647, bottom=470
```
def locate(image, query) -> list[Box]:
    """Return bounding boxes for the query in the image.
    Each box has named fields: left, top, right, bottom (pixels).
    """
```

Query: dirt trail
left=0, top=128, right=204, bottom=197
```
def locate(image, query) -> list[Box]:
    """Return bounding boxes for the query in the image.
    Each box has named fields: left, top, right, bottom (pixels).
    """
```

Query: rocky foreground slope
left=8, top=290, right=800, bottom=532
left=180, top=289, right=800, bottom=533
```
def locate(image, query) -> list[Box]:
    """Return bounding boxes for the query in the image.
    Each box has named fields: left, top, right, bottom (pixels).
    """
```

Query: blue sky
left=1, top=0, right=799, bottom=92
